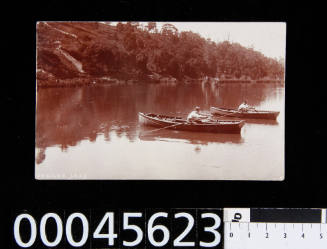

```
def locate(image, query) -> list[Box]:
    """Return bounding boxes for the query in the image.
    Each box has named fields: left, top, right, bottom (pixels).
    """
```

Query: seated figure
left=187, top=106, right=209, bottom=122
left=238, top=101, right=251, bottom=112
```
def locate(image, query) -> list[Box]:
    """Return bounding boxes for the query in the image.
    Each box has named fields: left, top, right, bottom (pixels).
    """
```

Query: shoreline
left=36, top=76, right=285, bottom=88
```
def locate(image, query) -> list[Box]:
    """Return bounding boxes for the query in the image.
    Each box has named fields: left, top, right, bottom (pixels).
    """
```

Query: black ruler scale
left=224, top=208, right=327, bottom=249
left=11, top=208, right=326, bottom=248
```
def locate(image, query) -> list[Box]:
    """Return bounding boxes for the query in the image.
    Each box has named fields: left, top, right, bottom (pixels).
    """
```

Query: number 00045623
left=12, top=209, right=223, bottom=248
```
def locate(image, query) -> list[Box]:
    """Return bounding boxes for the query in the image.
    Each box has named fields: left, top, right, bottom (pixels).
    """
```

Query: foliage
left=37, top=22, right=285, bottom=81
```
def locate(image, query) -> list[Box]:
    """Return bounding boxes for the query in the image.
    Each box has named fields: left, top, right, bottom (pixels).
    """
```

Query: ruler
left=224, top=208, right=327, bottom=249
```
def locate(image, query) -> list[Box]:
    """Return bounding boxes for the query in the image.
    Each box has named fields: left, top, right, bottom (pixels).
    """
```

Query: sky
left=158, top=22, right=286, bottom=59
left=111, top=22, right=286, bottom=60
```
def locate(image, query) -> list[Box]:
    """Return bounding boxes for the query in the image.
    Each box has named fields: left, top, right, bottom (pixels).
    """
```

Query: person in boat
left=187, top=106, right=209, bottom=122
left=238, top=100, right=255, bottom=112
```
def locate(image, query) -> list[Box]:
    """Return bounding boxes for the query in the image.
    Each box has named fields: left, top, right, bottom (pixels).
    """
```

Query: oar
left=171, top=110, right=241, bottom=121
left=247, top=106, right=257, bottom=112
left=139, top=122, right=184, bottom=136
left=210, top=112, right=240, bottom=120
left=176, top=111, right=236, bottom=121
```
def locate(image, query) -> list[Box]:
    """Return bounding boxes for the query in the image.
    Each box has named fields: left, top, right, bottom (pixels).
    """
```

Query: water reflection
left=36, top=81, right=284, bottom=180
left=36, top=82, right=278, bottom=152
left=139, top=128, right=244, bottom=145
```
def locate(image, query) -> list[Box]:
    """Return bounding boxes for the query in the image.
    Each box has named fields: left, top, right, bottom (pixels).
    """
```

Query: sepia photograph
left=35, top=21, right=285, bottom=180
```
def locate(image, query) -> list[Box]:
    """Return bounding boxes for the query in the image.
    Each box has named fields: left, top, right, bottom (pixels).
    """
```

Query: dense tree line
left=37, top=22, right=285, bottom=81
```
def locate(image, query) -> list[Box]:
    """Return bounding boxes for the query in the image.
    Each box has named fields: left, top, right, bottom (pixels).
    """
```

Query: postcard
left=35, top=22, right=285, bottom=180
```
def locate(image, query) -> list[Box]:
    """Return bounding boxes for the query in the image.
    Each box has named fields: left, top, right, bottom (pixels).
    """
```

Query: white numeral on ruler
left=224, top=222, right=327, bottom=249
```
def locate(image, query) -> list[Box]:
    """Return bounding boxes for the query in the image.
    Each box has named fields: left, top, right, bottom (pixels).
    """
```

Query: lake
left=35, top=81, right=284, bottom=180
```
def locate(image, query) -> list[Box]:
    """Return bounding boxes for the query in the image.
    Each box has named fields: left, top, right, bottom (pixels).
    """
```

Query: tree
left=161, top=23, right=178, bottom=36
left=146, top=22, right=157, bottom=33
left=37, top=22, right=285, bottom=82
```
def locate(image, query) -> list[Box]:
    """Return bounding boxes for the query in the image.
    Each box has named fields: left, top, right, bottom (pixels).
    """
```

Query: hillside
left=36, top=22, right=285, bottom=86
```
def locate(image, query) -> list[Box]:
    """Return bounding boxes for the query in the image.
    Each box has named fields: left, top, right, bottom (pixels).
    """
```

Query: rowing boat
left=139, top=112, right=245, bottom=134
left=210, top=106, right=279, bottom=120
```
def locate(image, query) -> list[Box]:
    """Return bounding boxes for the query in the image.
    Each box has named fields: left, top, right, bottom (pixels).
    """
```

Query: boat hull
left=210, top=107, right=279, bottom=120
left=139, top=112, right=244, bottom=134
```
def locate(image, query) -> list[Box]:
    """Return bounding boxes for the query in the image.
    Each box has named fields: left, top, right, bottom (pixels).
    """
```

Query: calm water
left=35, top=81, right=284, bottom=180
